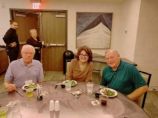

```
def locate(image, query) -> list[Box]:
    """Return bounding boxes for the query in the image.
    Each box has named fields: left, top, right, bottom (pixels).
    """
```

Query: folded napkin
left=6, top=100, right=20, bottom=107
left=71, top=90, right=82, bottom=96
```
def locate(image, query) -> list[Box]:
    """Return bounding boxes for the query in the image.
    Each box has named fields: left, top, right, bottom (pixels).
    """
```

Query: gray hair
left=105, top=49, right=120, bottom=57
left=21, top=44, right=35, bottom=54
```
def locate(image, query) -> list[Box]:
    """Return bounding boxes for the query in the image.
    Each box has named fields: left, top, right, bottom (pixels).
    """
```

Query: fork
left=16, top=90, right=24, bottom=97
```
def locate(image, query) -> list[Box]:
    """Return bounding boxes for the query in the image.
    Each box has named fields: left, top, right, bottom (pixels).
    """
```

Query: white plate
left=62, top=80, right=77, bottom=87
left=22, top=83, right=37, bottom=91
left=100, top=88, right=118, bottom=98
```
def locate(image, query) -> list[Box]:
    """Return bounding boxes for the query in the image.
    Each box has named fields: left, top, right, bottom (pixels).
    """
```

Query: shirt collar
left=109, top=60, right=123, bottom=72
left=19, top=58, right=33, bottom=67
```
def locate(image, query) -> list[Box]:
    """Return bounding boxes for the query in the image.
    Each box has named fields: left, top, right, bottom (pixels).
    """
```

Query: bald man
left=4, top=44, right=44, bottom=92
left=101, top=49, right=148, bottom=102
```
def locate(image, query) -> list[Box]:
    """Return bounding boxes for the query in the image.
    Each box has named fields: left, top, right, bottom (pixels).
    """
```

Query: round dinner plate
left=100, top=88, right=118, bottom=98
left=62, top=80, right=77, bottom=87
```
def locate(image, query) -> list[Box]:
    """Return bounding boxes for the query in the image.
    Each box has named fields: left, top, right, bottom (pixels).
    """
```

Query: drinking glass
left=65, top=82, right=71, bottom=91
left=0, top=106, right=8, bottom=118
left=86, top=82, right=94, bottom=95
left=26, top=88, right=34, bottom=97
left=11, top=105, right=22, bottom=118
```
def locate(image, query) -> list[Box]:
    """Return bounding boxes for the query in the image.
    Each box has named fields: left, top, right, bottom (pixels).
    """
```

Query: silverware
left=16, top=90, right=24, bottom=97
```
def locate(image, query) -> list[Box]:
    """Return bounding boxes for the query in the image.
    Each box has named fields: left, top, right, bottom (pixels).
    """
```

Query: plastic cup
left=100, top=96, right=107, bottom=106
left=26, top=88, right=34, bottom=97
left=0, top=106, right=8, bottom=118
left=86, top=82, right=94, bottom=95
left=101, top=99, right=107, bottom=106
left=65, top=82, right=71, bottom=91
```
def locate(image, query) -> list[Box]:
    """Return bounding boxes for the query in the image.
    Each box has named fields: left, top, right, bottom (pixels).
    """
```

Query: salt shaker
left=49, top=100, right=55, bottom=118
left=54, top=100, right=60, bottom=118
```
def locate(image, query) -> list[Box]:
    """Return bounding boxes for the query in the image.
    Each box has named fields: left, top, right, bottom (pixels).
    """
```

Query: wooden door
left=12, top=11, right=38, bottom=43
left=40, top=11, right=67, bottom=71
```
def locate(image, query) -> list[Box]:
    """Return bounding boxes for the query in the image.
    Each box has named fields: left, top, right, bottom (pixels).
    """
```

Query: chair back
left=63, top=50, right=74, bottom=74
left=139, top=70, right=152, bottom=109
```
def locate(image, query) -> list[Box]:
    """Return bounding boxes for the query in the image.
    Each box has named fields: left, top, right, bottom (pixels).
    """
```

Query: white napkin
left=71, top=90, right=82, bottom=96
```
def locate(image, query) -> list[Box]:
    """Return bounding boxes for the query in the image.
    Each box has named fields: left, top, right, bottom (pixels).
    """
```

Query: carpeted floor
left=0, top=71, right=157, bottom=118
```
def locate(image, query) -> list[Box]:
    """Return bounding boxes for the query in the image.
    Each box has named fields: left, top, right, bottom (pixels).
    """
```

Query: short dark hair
left=76, top=46, right=93, bottom=62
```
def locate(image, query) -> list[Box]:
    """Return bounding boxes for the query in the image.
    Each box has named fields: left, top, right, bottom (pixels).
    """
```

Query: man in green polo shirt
left=101, top=49, right=148, bottom=102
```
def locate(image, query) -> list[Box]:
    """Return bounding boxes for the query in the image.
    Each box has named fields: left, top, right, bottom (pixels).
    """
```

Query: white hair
left=105, top=49, right=120, bottom=57
left=21, top=44, right=35, bottom=54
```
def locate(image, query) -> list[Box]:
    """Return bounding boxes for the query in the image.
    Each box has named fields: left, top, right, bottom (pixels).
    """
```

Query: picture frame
left=76, top=12, right=113, bottom=49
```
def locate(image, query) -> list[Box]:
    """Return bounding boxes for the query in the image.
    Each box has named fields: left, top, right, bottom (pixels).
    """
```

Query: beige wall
left=135, top=0, right=158, bottom=89
left=118, top=0, right=141, bottom=60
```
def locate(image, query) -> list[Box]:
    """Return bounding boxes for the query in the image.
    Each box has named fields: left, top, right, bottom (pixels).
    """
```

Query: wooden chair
left=139, top=71, right=152, bottom=109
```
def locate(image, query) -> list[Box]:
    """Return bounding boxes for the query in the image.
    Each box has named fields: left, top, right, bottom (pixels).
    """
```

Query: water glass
left=65, top=82, right=71, bottom=91
left=86, top=82, right=94, bottom=95
left=12, top=111, right=22, bottom=118
left=8, top=101, right=22, bottom=118
left=25, top=80, right=33, bottom=85
left=0, top=106, right=8, bottom=118
left=26, top=88, right=34, bottom=97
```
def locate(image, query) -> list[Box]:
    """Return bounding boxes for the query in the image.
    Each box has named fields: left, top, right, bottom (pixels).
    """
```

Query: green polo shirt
left=101, top=60, right=146, bottom=95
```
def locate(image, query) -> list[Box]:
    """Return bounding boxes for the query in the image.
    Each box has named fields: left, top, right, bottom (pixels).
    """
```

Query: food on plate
left=63, top=80, right=77, bottom=87
left=100, top=88, right=117, bottom=97
left=103, top=89, right=115, bottom=96
left=22, top=82, right=37, bottom=91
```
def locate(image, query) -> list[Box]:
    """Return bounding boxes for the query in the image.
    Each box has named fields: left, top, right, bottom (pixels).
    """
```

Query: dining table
left=0, top=81, right=149, bottom=118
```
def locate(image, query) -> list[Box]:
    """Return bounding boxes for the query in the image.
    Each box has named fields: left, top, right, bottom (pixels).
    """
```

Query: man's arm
left=4, top=62, right=17, bottom=92
left=127, top=85, right=148, bottom=101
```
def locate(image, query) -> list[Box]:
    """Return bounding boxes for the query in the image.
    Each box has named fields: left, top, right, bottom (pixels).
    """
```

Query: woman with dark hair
left=3, top=20, right=19, bottom=62
left=66, top=46, right=93, bottom=82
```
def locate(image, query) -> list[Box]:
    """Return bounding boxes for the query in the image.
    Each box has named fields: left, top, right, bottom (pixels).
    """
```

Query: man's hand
left=5, top=83, right=16, bottom=92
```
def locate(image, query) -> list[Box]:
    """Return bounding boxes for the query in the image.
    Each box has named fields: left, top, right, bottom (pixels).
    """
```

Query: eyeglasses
left=79, top=54, right=88, bottom=57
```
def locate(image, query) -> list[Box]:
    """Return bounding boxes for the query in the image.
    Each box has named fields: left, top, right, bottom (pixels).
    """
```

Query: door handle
left=49, top=43, right=65, bottom=47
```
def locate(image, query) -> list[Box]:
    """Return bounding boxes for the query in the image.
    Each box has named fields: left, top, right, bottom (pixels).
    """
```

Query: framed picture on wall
left=76, top=12, right=113, bottom=49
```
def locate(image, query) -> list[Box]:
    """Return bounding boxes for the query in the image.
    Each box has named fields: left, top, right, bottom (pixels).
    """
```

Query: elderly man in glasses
left=101, top=49, right=148, bottom=103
